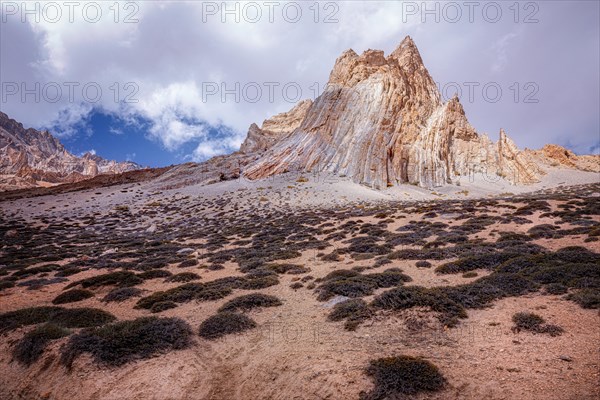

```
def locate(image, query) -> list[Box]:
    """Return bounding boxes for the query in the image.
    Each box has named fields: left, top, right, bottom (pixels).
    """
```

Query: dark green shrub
left=177, top=259, right=198, bottom=268
left=135, top=278, right=247, bottom=310
left=52, top=289, right=94, bottom=305
left=239, top=276, right=279, bottom=290
left=321, top=251, right=341, bottom=262
left=0, top=306, right=62, bottom=333
left=266, top=263, right=309, bottom=274
left=512, top=312, right=544, bottom=330
left=102, top=287, right=143, bottom=302
left=18, top=277, right=67, bottom=290
left=0, top=280, right=15, bottom=291
left=512, top=312, right=564, bottom=336
left=462, top=272, right=478, bottom=278
left=55, top=267, right=84, bottom=277
left=538, top=324, right=564, bottom=337
left=290, top=282, right=303, bottom=289
left=528, top=224, right=558, bottom=238
left=165, top=272, right=201, bottom=283
left=566, top=289, right=600, bottom=309
left=372, top=286, right=467, bottom=326
left=443, top=273, right=538, bottom=309
left=150, top=301, right=178, bottom=313
left=360, top=356, right=446, bottom=399
left=218, top=293, right=282, bottom=313
left=138, top=270, right=172, bottom=280
left=316, top=269, right=411, bottom=301
left=198, top=312, right=256, bottom=339
left=61, top=317, right=193, bottom=367
left=50, top=308, right=117, bottom=328
left=65, top=271, right=142, bottom=289
left=436, top=252, right=523, bottom=274
left=545, top=283, right=567, bottom=295
left=328, top=299, right=372, bottom=331
left=12, top=264, right=61, bottom=278
left=0, top=307, right=115, bottom=333
left=12, top=323, right=70, bottom=365
left=415, top=261, right=432, bottom=268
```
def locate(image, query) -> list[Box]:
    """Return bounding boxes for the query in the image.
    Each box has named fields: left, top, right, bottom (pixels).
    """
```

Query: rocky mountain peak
left=0, top=112, right=141, bottom=191
left=389, top=35, right=423, bottom=67
left=241, top=37, right=557, bottom=188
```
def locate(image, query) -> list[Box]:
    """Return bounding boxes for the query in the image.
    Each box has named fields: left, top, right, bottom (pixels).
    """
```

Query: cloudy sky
left=1, top=1, right=598, bottom=166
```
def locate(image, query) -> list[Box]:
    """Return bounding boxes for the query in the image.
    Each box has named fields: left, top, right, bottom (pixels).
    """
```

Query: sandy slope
left=0, top=171, right=599, bottom=400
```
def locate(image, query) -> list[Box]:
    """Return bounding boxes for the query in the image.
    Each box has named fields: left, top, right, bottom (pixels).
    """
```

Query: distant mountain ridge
left=0, top=111, right=140, bottom=191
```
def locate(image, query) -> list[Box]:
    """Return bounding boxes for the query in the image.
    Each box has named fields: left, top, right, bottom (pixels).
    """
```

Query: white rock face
left=240, top=99, right=313, bottom=154
left=241, top=37, right=595, bottom=188
left=0, top=111, right=140, bottom=191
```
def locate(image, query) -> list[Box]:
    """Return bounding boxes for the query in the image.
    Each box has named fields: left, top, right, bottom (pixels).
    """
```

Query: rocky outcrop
left=0, top=111, right=140, bottom=191
left=240, top=99, right=312, bottom=154
left=540, top=144, right=599, bottom=172
left=241, top=36, right=577, bottom=188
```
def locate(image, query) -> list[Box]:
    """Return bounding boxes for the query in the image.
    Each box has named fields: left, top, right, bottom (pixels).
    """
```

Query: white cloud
left=491, top=32, right=518, bottom=73
left=79, top=149, right=95, bottom=156
left=1, top=1, right=598, bottom=160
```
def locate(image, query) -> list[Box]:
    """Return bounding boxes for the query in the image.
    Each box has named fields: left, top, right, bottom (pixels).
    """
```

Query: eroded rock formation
left=0, top=112, right=140, bottom=191
left=241, top=37, right=593, bottom=188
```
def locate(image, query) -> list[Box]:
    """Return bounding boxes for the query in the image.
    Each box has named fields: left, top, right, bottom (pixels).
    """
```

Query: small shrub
left=321, top=251, right=341, bottom=262
left=138, top=270, right=172, bottom=280
left=361, top=356, right=446, bottom=399
left=328, top=299, right=372, bottom=331
left=545, top=283, right=567, bottom=295
left=316, top=269, right=411, bottom=301
left=266, top=263, right=309, bottom=275
left=52, top=289, right=94, bottom=305
left=150, top=301, right=178, bottom=313
left=0, top=306, right=62, bottom=333
left=566, top=289, right=600, bottom=309
left=512, top=312, right=544, bottom=330
left=65, top=271, right=142, bottom=289
left=165, top=272, right=201, bottom=283
left=61, top=317, right=193, bottom=367
left=218, top=293, right=282, bottom=313
left=436, top=252, right=524, bottom=274
left=415, top=261, right=432, bottom=268
left=240, top=276, right=279, bottom=290
left=102, top=287, right=143, bottom=302
left=0, top=280, right=15, bottom=291
left=198, top=312, right=256, bottom=339
left=0, top=307, right=115, bottom=333
left=538, top=324, right=564, bottom=337
left=50, top=308, right=117, bottom=329
left=55, top=267, right=84, bottom=277
left=12, top=323, right=70, bottom=365
left=290, top=282, right=303, bottom=289
left=178, top=259, right=198, bottom=268
left=372, top=286, right=467, bottom=326
left=512, top=311, right=564, bottom=336
left=135, top=278, right=246, bottom=310
left=462, top=272, right=478, bottom=278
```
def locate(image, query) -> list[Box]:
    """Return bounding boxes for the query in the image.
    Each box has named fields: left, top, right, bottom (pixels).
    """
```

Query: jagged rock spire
left=239, top=37, right=581, bottom=188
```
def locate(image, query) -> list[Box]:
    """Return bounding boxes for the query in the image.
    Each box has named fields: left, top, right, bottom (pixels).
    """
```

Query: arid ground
left=1, top=173, right=599, bottom=400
